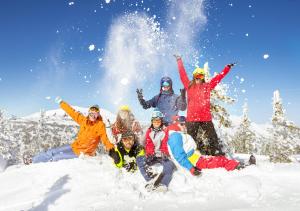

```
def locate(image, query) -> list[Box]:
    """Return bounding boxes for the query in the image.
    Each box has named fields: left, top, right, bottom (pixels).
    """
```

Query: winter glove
left=180, top=88, right=186, bottom=99
left=136, top=88, right=144, bottom=100
left=55, top=96, right=63, bottom=104
left=161, top=153, right=170, bottom=161
left=109, top=149, right=120, bottom=165
left=227, top=63, right=237, bottom=68
left=190, top=167, right=202, bottom=176
left=173, top=54, right=182, bottom=60
left=146, top=155, right=155, bottom=164
left=124, top=161, right=137, bottom=172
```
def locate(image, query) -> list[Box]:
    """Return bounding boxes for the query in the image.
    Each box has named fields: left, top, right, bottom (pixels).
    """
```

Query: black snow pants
left=186, top=121, right=224, bottom=156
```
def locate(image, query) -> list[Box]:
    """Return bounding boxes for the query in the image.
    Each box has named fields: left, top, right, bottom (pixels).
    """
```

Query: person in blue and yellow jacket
left=167, top=116, right=241, bottom=176
left=109, top=131, right=157, bottom=181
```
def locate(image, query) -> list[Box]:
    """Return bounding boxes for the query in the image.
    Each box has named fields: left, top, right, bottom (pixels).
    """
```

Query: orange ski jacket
left=60, top=101, right=114, bottom=156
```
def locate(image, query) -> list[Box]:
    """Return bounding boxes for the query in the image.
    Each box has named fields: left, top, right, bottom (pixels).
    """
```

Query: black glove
left=124, top=161, right=136, bottom=172
left=136, top=88, right=144, bottom=100
left=227, top=63, right=237, bottom=68
left=180, top=88, right=186, bottom=99
left=190, top=167, right=202, bottom=176
left=109, top=149, right=120, bottom=164
left=146, top=155, right=155, bottom=164
left=161, top=153, right=170, bottom=161
left=173, top=54, right=181, bottom=60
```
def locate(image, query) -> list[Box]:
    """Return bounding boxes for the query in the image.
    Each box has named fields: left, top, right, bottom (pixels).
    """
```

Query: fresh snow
left=22, top=106, right=116, bottom=128
left=1, top=155, right=300, bottom=211
left=88, top=44, right=95, bottom=51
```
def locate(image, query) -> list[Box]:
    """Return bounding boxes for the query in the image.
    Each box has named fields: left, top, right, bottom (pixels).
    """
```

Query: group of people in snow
left=25, top=55, right=255, bottom=192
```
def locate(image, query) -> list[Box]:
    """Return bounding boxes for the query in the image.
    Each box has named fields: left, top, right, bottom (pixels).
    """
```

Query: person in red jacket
left=174, top=55, right=236, bottom=156
left=144, top=109, right=176, bottom=192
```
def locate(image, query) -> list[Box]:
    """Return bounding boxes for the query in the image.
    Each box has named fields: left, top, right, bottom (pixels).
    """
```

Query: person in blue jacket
left=167, top=116, right=242, bottom=176
left=136, top=76, right=187, bottom=126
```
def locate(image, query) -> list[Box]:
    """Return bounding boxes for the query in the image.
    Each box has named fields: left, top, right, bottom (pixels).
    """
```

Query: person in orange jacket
left=27, top=97, right=114, bottom=164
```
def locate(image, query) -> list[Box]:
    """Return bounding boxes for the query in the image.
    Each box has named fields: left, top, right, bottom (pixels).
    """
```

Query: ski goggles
left=176, top=116, right=186, bottom=124
left=89, top=107, right=99, bottom=112
left=162, top=81, right=170, bottom=87
left=88, top=111, right=99, bottom=118
left=194, top=74, right=205, bottom=79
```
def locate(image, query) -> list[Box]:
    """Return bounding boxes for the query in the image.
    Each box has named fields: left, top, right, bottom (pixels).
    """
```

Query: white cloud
left=45, top=96, right=51, bottom=100
left=263, top=54, right=270, bottom=59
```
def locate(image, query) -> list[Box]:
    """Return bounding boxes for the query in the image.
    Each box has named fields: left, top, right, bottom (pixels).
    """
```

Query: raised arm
left=136, top=89, right=157, bottom=109
left=209, top=64, right=233, bottom=90
left=175, top=57, right=190, bottom=89
left=60, top=101, right=86, bottom=125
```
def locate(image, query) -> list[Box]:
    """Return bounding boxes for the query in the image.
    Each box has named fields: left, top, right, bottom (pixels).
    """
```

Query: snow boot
left=145, top=172, right=164, bottom=192
left=22, top=151, right=33, bottom=165
left=249, top=154, right=256, bottom=165
left=152, top=184, right=168, bottom=193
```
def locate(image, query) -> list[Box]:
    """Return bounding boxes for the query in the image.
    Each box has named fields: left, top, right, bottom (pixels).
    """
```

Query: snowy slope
left=22, top=106, right=116, bottom=124
left=1, top=155, right=300, bottom=211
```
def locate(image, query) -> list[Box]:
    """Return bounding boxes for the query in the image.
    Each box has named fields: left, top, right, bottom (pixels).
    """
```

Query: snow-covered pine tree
left=205, top=62, right=235, bottom=128
left=231, top=102, right=256, bottom=154
left=265, top=90, right=298, bottom=163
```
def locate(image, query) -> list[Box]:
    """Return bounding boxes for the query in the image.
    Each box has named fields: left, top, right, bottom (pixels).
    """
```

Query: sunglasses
left=179, top=123, right=186, bottom=126
left=89, top=111, right=99, bottom=117
left=194, top=74, right=204, bottom=79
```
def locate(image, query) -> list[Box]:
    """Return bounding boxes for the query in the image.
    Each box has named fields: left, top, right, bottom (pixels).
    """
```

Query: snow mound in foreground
left=1, top=156, right=300, bottom=211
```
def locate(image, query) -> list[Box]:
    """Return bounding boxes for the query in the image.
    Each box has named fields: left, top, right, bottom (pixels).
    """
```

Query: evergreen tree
left=203, top=62, right=235, bottom=128
left=231, top=102, right=256, bottom=154
left=265, top=90, right=298, bottom=163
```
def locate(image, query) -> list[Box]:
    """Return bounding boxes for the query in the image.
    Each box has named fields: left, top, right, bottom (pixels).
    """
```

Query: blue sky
left=0, top=0, right=299, bottom=125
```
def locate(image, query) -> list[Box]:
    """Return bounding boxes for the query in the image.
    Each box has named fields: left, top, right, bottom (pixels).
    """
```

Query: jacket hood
left=160, top=76, right=174, bottom=93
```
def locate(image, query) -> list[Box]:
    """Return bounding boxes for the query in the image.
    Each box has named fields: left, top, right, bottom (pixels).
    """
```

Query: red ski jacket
left=145, top=127, right=169, bottom=156
left=176, top=58, right=231, bottom=122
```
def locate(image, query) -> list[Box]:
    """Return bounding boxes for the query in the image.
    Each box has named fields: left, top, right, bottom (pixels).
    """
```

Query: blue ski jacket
left=138, top=77, right=186, bottom=125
